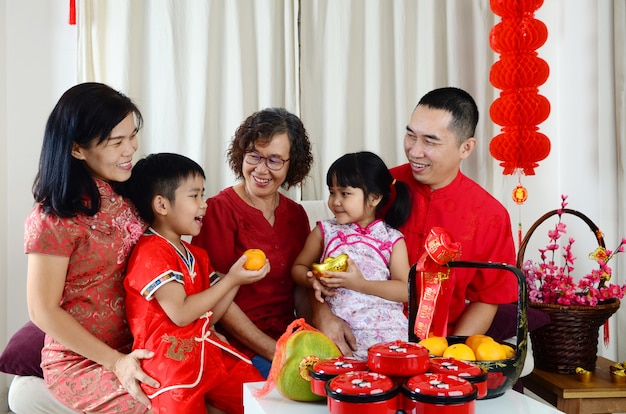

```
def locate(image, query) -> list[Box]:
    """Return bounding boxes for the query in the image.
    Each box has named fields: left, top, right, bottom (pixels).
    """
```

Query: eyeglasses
left=244, top=152, right=290, bottom=171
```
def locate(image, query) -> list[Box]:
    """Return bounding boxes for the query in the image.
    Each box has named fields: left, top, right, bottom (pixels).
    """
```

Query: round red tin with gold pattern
left=401, top=372, right=477, bottom=414
left=368, top=340, right=430, bottom=377
left=309, top=356, right=370, bottom=397
left=429, top=357, right=488, bottom=399
left=325, top=371, right=399, bottom=414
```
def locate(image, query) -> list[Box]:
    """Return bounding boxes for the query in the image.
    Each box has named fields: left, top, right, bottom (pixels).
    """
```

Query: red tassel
left=69, top=0, right=76, bottom=25
left=604, top=320, right=610, bottom=347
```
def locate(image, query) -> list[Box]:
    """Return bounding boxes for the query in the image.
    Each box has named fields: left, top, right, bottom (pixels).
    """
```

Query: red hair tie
left=377, top=179, right=397, bottom=220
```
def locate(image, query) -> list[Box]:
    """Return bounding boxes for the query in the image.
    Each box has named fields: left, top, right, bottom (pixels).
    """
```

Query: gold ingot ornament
left=311, top=254, right=349, bottom=278
left=610, top=362, right=626, bottom=383
left=611, top=370, right=626, bottom=384
left=575, top=367, right=592, bottom=383
left=609, top=361, right=626, bottom=372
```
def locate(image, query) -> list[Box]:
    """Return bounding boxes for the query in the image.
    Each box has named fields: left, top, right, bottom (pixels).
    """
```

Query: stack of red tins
left=319, top=340, right=483, bottom=414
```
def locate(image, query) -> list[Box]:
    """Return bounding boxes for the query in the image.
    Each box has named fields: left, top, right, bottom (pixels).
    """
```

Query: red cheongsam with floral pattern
left=24, top=179, right=147, bottom=413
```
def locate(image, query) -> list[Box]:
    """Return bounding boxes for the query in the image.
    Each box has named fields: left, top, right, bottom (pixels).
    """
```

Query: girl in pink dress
left=292, top=151, right=413, bottom=359
left=24, top=83, right=159, bottom=412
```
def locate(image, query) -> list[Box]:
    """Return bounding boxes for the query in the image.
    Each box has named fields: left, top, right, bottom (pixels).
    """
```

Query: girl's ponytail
left=381, top=178, right=411, bottom=229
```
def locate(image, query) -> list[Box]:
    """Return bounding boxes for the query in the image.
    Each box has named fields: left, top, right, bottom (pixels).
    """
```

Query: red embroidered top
left=125, top=231, right=251, bottom=397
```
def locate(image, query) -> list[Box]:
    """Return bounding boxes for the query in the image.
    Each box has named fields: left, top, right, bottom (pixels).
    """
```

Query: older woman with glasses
left=192, top=107, right=314, bottom=378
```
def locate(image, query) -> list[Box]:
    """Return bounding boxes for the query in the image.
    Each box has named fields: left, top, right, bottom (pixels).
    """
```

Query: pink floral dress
left=319, top=219, right=408, bottom=360
left=24, top=179, right=147, bottom=413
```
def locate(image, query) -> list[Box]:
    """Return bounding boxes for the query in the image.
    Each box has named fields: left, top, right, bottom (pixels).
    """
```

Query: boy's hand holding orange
left=226, top=250, right=268, bottom=287
left=243, top=249, right=267, bottom=270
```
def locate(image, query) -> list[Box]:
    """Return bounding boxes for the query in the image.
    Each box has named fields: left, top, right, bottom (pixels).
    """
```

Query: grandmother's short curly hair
left=227, top=108, right=313, bottom=188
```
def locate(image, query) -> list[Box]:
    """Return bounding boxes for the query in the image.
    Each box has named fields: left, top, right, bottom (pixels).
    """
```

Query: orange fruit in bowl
left=442, top=343, right=476, bottom=361
left=418, top=336, right=448, bottom=357
left=465, top=334, right=495, bottom=353
left=474, top=341, right=507, bottom=361
left=243, top=249, right=266, bottom=270
left=501, top=344, right=516, bottom=359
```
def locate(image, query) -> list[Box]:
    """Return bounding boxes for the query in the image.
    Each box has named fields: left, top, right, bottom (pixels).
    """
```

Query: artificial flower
left=523, top=195, right=626, bottom=306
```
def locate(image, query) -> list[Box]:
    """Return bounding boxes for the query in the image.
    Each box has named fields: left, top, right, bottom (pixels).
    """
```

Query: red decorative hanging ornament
left=512, top=184, right=528, bottom=205
left=489, top=0, right=551, bottom=176
left=413, top=228, right=462, bottom=340
left=489, top=0, right=551, bottom=254
left=69, top=0, right=76, bottom=25
left=512, top=182, right=528, bottom=247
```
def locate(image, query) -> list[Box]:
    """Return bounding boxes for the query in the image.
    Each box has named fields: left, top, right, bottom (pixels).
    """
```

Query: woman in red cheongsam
left=24, top=82, right=159, bottom=413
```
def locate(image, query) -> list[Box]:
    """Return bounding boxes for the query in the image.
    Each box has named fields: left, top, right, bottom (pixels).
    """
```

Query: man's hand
left=113, top=349, right=159, bottom=408
left=310, top=301, right=358, bottom=356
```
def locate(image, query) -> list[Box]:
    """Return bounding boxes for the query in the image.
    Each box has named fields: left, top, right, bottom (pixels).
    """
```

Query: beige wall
left=1, top=0, right=7, bottom=403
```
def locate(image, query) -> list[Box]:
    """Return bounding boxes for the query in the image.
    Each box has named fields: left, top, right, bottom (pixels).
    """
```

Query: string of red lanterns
left=489, top=0, right=551, bottom=179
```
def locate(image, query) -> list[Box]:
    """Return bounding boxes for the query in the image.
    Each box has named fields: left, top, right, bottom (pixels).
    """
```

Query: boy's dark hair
left=326, top=151, right=412, bottom=229
left=124, top=153, right=205, bottom=223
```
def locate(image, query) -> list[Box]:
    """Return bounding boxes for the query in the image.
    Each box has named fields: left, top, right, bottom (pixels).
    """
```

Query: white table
left=244, top=382, right=565, bottom=413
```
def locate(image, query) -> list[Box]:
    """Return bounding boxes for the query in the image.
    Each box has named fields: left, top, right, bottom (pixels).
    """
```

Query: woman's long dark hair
left=32, top=82, right=142, bottom=217
left=326, top=151, right=411, bottom=229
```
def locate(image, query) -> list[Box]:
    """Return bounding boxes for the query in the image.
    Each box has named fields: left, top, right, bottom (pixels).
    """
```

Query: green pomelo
left=276, top=329, right=341, bottom=401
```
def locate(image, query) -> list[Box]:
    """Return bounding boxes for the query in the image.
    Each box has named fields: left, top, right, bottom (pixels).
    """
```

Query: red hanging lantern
left=489, top=0, right=550, bottom=176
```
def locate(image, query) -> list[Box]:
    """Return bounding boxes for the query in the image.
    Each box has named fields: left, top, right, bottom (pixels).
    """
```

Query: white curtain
left=613, top=0, right=626, bottom=364
left=76, top=0, right=625, bottom=361
left=78, top=0, right=300, bottom=197
left=298, top=0, right=501, bottom=199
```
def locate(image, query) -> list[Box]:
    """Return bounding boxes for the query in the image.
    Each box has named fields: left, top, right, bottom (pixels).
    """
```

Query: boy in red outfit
left=124, top=153, right=266, bottom=414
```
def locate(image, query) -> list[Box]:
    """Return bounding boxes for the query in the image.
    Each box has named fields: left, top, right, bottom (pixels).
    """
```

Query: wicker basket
left=517, top=208, right=621, bottom=374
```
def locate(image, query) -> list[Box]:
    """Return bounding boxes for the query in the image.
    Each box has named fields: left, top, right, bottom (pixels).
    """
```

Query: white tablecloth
left=243, top=381, right=564, bottom=414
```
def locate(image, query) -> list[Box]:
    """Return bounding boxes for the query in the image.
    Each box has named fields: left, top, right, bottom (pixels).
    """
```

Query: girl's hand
left=305, top=270, right=335, bottom=302
left=318, top=258, right=365, bottom=291
left=113, top=349, right=159, bottom=408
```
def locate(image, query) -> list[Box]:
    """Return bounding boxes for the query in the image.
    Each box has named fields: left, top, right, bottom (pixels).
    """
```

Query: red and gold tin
left=368, top=340, right=430, bottom=378
left=401, top=373, right=478, bottom=414
left=325, top=371, right=399, bottom=414
left=309, top=356, right=370, bottom=397
left=429, top=357, right=488, bottom=399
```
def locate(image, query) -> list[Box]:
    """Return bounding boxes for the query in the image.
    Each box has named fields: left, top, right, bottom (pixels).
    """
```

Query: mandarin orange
left=474, top=341, right=507, bottom=361
left=243, top=249, right=266, bottom=270
left=418, top=336, right=448, bottom=357
left=465, top=334, right=495, bottom=353
left=501, top=344, right=516, bottom=359
left=442, top=343, right=476, bottom=361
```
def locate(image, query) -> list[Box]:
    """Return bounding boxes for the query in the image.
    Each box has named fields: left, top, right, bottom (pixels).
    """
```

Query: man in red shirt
left=311, top=87, right=518, bottom=354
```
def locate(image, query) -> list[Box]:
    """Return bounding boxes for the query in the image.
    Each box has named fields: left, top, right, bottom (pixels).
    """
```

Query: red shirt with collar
left=390, top=164, right=517, bottom=332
